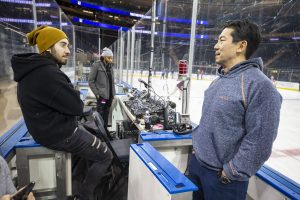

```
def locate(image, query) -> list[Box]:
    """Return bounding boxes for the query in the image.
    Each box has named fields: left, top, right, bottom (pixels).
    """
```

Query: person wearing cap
left=88, top=47, right=115, bottom=127
left=11, top=26, right=112, bottom=200
left=188, top=20, right=282, bottom=200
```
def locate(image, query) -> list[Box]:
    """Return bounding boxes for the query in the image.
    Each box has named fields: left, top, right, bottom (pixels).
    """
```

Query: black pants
left=46, top=125, right=113, bottom=200
left=96, top=99, right=112, bottom=128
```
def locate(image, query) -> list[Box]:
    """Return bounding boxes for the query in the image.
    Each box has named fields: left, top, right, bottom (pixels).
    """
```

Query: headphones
left=172, top=123, right=193, bottom=135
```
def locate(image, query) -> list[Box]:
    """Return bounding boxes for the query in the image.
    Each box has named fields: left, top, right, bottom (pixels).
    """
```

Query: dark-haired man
left=11, top=26, right=112, bottom=200
left=188, top=20, right=282, bottom=200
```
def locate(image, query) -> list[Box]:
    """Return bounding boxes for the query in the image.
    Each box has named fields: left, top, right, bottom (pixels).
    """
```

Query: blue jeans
left=188, top=154, right=249, bottom=200
left=46, top=125, right=113, bottom=200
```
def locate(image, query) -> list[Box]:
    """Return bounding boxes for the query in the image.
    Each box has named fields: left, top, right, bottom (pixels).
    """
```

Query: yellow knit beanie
left=26, top=25, right=68, bottom=53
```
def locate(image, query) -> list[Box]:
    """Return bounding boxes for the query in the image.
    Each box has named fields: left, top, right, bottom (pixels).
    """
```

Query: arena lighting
left=0, top=0, right=51, bottom=6
left=0, top=0, right=31, bottom=4
left=0, top=18, right=34, bottom=23
left=1, top=0, right=209, bottom=25
left=70, top=0, right=208, bottom=25
left=0, top=17, right=71, bottom=26
left=292, top=37, right=300, bottom=40
left=73, top=17, right=209, bottom=40
left=135, top=30, right=153, bottom=34
left=270, top=38, right=279, bottom=41
left=35, top=3, right=51, bottom=7
left=158, top=32, right=209, bottom=39
left=158, top=17, right=208, bottom=25
left=71, top=0, right=130, bottom=16
left=72, top=17, right=129, bottom=31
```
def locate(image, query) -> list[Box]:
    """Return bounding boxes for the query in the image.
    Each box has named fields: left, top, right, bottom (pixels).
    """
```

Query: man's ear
left=237, top=40, right=247, bottom=54
left=44, top=47, right=52, bottom=54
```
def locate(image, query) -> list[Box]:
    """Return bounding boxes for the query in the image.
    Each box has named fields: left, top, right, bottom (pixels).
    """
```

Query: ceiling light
left=83, top=10, right=93, bottom=14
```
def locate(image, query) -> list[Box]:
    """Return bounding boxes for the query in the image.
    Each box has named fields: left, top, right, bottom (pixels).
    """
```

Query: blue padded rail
left=140, top=130, right=192, bottom=141
left=15, top=137, right=41, bottom=148
left=130, top=142, right=198, bottom=194
left=0, top=119, right=28, bottom=158
left=256, top=165, right=300, bottom=200
left=75, top=81, right=89, bottom=86
left=77, top=80, right=133, bottom=89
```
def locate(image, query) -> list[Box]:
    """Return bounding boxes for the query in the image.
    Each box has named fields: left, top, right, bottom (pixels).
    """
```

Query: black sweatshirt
left=11, top=53, right=83, bottom=145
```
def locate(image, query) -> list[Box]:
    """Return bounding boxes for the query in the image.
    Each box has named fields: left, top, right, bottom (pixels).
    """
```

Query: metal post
left=126, top=30, right=131, bottom=83
left=32, top=0, right=38, bottom=52
left=72, top=26, right=76, bottom=76
left=117, top=30, right=120, bottom=73
left=59, top=8, right=62, bottom=30
left=182, top=0, right=199, bottom=114
left=32, top=0, right=37, bottom=29
left=148, top=0, right=156, bottom=95
left=161, top=0, right=168, bottom=76
left=98, top=28, right=101, bottom=56
left=137, top=36, right=141, bottom=74
left=119, top=28, right=124, bottom=83
left=130, top=26, right=135, bottom=85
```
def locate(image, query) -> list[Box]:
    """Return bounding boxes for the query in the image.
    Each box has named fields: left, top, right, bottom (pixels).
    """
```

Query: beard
left=50, top=47, right=68, bottom=65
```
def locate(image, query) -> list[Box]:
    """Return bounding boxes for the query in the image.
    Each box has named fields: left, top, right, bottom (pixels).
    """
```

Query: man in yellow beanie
left=11, top=26, right=112, bottom=200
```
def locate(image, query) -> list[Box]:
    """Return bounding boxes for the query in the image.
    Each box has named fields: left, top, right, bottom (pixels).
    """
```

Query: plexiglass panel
left=0, top=0, right=83, bottom=134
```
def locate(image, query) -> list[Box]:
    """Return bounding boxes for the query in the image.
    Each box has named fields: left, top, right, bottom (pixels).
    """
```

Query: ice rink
left=1, top=73, right=299, bottom=185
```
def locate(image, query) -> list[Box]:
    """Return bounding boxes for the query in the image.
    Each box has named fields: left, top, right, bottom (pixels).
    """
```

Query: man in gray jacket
left=89, top=47, right=116, bottom=127
left=188, top=20, right=282, bottom=200
left=0, top=156, right=35, bottom=200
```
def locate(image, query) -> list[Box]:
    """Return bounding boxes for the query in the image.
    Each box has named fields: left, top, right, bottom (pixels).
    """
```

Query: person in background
left=140, top=69, right=143, bottom=77
left=188, top=19, right=282, bottom=200
left=200, top=69, right=204, bottom=80
left=89, top=47, right=115, bottom=127
left=0, top=156, right=35, bottom=200
left=161, top=69, right=165, bottom=79
left=171, top=69, right=174, bottom=79
left=11, top=26, right=112, bottom=200
left=165, top=69, right=169, bottom=79
left=270, top=75, right=276, bottom=85
left=168, top=80, right=184, bottom=100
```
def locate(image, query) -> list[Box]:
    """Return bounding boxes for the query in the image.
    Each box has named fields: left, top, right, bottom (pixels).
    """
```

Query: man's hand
left=221, top=170, right=227, bottom=177
left=0, top=192, right=35, bottom=200
left=27, top=192, right=35, bottom=200
left=0, top=195, right=10, bottom=200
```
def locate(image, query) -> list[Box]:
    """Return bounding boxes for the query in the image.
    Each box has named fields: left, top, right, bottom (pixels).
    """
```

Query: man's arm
left=223, top=81, right=282, bottom=181
left=0, top=195, right=10, bottom=200
left=0, top=156, right=17, bottom=195
left=88, top=62, right=100, bottom=97
left=33, top=67, right=83, bottom=116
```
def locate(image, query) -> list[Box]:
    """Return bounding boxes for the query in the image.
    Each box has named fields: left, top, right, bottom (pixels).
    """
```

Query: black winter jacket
left=11, top=53, right=83, bottom=145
